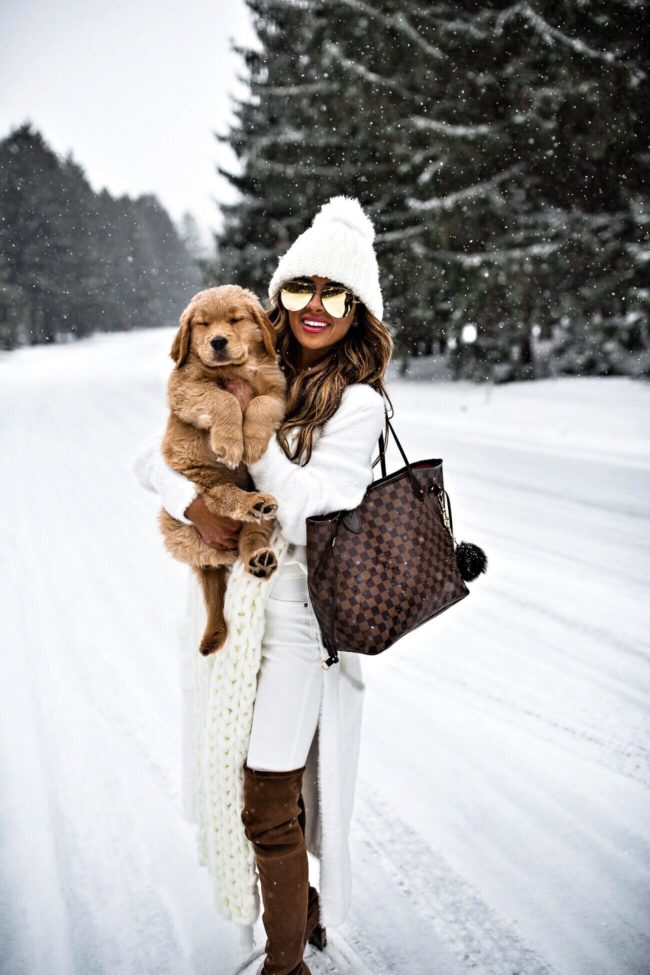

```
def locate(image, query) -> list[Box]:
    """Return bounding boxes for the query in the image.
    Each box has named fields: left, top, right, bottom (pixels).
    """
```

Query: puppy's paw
left=198, top=624, right=228, bottom=656
left=246, top=547, right=278, bottom=578
left=246, top=493, right=278, bottom=522
left=242, top=435, right=272, bottom=466
left=210, top=434, right=244, bottom=470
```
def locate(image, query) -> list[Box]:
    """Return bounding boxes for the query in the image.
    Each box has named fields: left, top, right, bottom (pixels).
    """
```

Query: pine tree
left=214, top=0, right=426, bottom=370
left=214, top=0, right=342, bottom=295
left=0, top=123, right=202, bottom=347
left=179, top=212, right=206, bottom=261
left=214, top=0, right=650, bottom=377
left=335, top=0, right=650, bottom=378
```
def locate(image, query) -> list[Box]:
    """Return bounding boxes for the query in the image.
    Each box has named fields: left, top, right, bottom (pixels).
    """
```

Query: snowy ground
left=1, top=327, right=649, bottom=975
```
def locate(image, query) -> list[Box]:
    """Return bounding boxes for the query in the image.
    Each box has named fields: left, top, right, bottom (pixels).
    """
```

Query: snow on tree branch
left=626, top=243, right=650, bottom=264
left=254, top=157, right=392, bottom=178
left=249, top=130, right=342, bottom=149
left=410, top=116, right=501, bottom=140
left=497, top=2, right=646, bottom=81
left=333, top=0, right=447, bottom=62
left=252, top=81, right=337, bottom=96
left=375, top=223, right=429, bottom=244
left=425, top=15, right=489, bottom=42
left=324, top=42, right=414, bottom=99
left=259, top=0, right=315, bottom=10
left=432, top=242, right=560, bottom=267
left=407, top=166, right=522, bottom=212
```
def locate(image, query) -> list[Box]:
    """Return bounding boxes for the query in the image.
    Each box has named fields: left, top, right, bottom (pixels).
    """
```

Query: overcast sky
left=0, top=0, right=258, bottom=246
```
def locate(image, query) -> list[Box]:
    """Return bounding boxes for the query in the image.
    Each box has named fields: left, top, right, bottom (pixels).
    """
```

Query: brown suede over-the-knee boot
left=242, top=763, right=312, bottom=975
left=296, top=792, right=327, bottom=952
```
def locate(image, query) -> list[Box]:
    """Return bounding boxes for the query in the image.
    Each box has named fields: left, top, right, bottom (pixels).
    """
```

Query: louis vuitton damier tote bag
left=306, top=410, right=487, bottom=668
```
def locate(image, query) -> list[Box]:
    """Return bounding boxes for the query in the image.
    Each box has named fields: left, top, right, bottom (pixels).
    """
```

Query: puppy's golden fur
left=159, top=285, right=287, bottom=655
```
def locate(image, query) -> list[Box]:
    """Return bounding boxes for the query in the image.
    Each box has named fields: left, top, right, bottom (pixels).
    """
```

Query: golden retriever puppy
left=159, top=285, right=287, bottom=656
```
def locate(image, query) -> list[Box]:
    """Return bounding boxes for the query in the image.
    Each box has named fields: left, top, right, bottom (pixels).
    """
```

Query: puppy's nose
left=210, top=336, right=228, bottom=351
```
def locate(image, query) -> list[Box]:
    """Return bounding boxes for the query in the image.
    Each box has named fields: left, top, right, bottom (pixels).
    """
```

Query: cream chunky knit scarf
left=190, top=521, right=291, bottom=934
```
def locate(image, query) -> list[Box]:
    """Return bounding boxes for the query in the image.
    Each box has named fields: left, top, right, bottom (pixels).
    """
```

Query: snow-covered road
left=1, top=328, right=648, bottom=975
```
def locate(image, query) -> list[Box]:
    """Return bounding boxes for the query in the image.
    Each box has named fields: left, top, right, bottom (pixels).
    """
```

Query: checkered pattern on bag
left=306, top=461, right=470, bottom=656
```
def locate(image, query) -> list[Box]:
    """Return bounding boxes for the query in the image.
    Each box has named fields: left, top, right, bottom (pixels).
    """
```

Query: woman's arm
left=131, top=382, right=254, bottom=526
left=247, top=383, right=385, bottom=546
left=132, top=433, right=243, bottom=550
left=132, top=432, right=198, bottom=524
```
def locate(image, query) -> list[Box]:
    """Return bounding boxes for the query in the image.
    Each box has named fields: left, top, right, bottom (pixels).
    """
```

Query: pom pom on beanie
left=312, top=195, right=376, bottom=242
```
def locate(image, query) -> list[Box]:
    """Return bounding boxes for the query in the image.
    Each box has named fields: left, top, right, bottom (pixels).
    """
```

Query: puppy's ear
left=249, top=303, right=278, bottom=360
left=171, top=304, right=193, bottom=367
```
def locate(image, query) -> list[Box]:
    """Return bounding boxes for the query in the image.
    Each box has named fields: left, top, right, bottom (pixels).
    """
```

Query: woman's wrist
left=184, top=495, right=204, bottom=525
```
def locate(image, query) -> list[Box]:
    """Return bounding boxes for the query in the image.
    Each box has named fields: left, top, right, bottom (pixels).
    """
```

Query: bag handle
left=377, top=411, right=423, bottom=500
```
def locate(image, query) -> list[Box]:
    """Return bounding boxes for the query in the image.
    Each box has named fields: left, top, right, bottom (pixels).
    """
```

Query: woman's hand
left=185, top=495, right=242, bottom=551
left=225, top=379, right=254, bottom=413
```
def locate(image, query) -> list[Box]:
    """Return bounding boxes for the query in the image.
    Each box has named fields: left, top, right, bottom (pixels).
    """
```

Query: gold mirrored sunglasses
left=279, top=278, right=358, bottom=319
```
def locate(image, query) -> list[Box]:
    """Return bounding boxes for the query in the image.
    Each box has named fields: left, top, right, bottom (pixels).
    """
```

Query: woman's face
left=285, top=275, right=356, bottom=368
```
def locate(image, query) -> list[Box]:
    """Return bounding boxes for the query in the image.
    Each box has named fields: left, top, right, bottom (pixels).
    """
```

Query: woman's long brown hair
left=266, top=298, right=395, bottom=469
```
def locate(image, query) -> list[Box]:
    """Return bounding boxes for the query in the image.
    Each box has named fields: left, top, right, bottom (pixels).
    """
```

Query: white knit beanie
left=268, top=196, right=383, bottom=320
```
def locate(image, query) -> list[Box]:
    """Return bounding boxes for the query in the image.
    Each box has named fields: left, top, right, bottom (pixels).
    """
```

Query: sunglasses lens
left=280, top=282, right=313, bottom=312
left=321, top=289, right=350, bottom=318
left=280, top=281, right=355, bottom=319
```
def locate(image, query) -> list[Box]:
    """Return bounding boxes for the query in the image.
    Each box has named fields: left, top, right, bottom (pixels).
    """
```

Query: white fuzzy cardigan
left=133, top=383, right=386, bottom=949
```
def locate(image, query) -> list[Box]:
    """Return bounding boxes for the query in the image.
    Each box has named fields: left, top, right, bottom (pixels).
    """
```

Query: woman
left=133, top=196, right=394, bottom=975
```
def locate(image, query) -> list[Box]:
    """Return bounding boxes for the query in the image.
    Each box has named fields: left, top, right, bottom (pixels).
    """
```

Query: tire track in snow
left=304, top=935, right=378, bottom=975
left=0, top=427, right=188, bottom=973
left=455, top=466, right=649, bottom=519
left=20, top=635, right=185, bottom=975
left=393, top=650, right=650, bottom=790
left=394, top=408, right=650, bottom=473
left=477, top=577, right=648, bottom=670
left=349, top=784, right=557, bottom=975
left=69, top=629, right=183, bottom=808
left=471, top=518, right=647, bottom=595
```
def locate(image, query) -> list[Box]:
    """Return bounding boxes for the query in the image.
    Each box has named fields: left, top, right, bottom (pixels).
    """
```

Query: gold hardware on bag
left=436, top=489, right=453, bottom=538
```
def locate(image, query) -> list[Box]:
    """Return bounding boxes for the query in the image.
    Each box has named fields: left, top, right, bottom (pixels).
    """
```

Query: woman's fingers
left=185, top=495, right=245, bottom=550
left=220, top=520, right=242, bottom=543
left=204, top=528, right=236, bottom=550
left=203, top=514, right=242, bottom=550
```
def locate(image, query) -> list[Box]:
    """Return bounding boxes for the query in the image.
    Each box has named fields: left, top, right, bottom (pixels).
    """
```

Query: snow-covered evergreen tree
left=215, top=0, right=649, bottom=378
left=0, top=123, right=202, bottom=349
left=214, top=0, right=354, bottom=294
left=400, top=1, right=649, bottom=378
left=178, top=212, right=206, bottom=261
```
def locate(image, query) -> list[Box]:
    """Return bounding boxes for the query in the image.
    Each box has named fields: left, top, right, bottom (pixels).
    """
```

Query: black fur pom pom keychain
left=454, top=540, right=488, bottom=582
left=431, top=483, right=488, bottom=582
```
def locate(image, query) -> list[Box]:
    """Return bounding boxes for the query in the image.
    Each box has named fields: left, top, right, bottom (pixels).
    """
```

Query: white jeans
left=246, top=561, right=323, bottom=772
